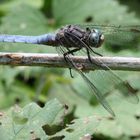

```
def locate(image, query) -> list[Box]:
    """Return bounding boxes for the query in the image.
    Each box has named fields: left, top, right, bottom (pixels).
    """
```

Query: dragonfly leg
left=69, top=68, right=74, bottom=78
left=64, top=48, right=81, bottom=61
left=86, top=48, right=92, bottom=63
left=64, top=48, right=81, bottom=78
left=67, top=48, right=74, bottom=55
left=90, top=49, right=103, bottom=57
left=65, top=49, right=75, bottom=77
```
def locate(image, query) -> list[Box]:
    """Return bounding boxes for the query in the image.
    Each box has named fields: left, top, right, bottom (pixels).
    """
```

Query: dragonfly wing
left=78, top=70, right=115, bottom=116
left=71, top=25, right=140, bottom=104
left=70, top=31, right=140, bottom=104
left=55, top=34, right=115, bottom=116
left=63, top=52, right=115, bottom=116
left=78, top=24, right=140, bottom=33
left=78, top=24, right=140, bottom=47
left=86, top=49, right=139, bottom=104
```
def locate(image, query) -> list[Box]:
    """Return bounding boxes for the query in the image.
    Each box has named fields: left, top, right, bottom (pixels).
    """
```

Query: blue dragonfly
left=0, top=24, right=140, bottom=116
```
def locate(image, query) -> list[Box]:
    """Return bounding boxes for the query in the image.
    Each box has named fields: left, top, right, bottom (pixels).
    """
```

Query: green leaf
left=0, top=0, right=43, bottom=13
left=73, top=76, right=140, bottom=138
left=53, top=0, right=140, bottom=25
left=0, top=4, right=47, bottom=35
left=0, top=98, right=101, bottom=140
left=0, top=99, right=64, bottom=140
left=49, top=116, right=100, bottom=140
left=95, top=94, right=140, bottom=138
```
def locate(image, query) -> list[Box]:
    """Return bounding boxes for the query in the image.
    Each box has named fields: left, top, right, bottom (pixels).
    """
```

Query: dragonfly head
left=89, top=29, right=104, bottom=48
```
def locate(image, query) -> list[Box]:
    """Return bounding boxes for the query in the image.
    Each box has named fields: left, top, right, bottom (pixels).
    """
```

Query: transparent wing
left=78, top=24, right=140, bottom=46
left=56, top=35, right=115, bottom=116
left=78, top=69, right=115, bottom=117
left=64, top=52, right=115, bottom=117
left=81, top=45, right=139, bottom=104
left=65, top=30, right=139, bottom=104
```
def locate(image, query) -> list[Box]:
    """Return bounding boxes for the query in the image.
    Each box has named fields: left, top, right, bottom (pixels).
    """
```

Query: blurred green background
left=0, top=0, right=140, bottom=140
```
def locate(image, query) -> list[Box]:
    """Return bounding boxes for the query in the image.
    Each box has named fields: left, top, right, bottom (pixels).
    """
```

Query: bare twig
left=0, top=52, right=140, bottom=71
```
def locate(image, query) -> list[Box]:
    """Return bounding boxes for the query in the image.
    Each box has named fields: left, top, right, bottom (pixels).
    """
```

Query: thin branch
left=0, top=52, right=140, bottom=71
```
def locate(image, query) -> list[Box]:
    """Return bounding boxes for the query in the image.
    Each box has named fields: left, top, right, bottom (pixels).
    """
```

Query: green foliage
left=53, top=0, right=140, bottom=25
left=50, top=116, right=100, bottom=140
left=0, top=0, right=140, bottom=140
left=0, top=99, right=100, bottom=140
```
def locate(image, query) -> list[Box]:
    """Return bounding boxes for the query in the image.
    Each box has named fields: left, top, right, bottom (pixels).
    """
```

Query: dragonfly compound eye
left=89, top=29, right=104, bottom=48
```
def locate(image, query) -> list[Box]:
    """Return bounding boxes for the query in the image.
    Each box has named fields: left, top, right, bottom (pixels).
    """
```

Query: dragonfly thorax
left=89, top=29, right=104, bottom=48
left=55, top=25, right=104, bottom=49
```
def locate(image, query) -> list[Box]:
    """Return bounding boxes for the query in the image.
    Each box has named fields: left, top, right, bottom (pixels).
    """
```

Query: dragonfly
left=0, top=24, right=140, bottom=116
